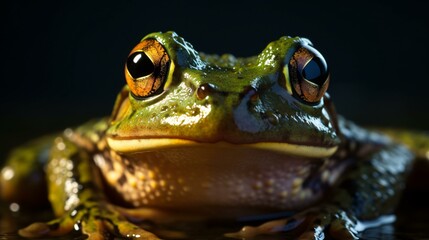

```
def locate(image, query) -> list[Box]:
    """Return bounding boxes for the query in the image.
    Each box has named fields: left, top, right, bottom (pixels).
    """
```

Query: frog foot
left=225, top=205, right=359, bottom=240
left=18, top=201, right=160, bottom=240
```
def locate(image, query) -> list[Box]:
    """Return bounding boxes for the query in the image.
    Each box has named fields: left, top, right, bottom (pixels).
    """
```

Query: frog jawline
left=106, top=137, right=338, bottom=158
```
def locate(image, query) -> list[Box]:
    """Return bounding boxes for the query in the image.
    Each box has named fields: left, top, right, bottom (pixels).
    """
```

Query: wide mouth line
left=106, top=137, right=338, bottom=159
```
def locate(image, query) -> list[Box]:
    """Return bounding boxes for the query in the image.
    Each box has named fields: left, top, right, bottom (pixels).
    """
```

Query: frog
left=1, top=31, right=428, bottom=240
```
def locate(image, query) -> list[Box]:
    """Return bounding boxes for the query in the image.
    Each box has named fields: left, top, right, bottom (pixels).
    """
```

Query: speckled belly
left=95, top=144, right=341, bottom=217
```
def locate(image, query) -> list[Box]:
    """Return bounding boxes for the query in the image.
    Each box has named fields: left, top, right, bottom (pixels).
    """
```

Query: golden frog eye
left=125, top=39, right=172, bottom=98
left=284, top=45, right=330, bottom=103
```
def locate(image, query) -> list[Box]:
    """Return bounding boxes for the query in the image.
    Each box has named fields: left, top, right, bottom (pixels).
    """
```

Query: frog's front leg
left=18, top=134, right=160, bottom=240
left=226, top=131, right=414, bottom=239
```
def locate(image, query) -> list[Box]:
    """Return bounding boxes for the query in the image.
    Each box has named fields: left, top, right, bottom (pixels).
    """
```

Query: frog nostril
left=196, top=83, right=215, bottom=100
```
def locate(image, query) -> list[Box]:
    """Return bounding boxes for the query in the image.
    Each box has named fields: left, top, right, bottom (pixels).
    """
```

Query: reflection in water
left=1, top=189, right=429, bottom=240
left=363, top=224, right=396, bottom=240
left=355, top=215, right=396, bottom=232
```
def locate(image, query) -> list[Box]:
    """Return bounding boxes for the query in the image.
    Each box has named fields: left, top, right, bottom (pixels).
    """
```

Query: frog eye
left=283, top=45, right=330, bottom=103
left=125, top=39, right=172, bottom=98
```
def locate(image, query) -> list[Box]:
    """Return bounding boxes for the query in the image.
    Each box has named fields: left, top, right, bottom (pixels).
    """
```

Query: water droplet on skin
left=9, top=203, right=20, bottom=212
left=1, top=167, right=15, bottom=181
left=265, top=111, right=279, bottom=125
left=189, top=107, right=201, bottom=116
left=70, top=210, right=78, bottom=217
left=73, top=223, right=80, bottom=231
left=64, top=128, right=73, bottom=138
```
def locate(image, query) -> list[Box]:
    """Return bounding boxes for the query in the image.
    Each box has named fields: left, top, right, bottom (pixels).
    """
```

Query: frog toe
left=107, top=219, right=160, bottom=239
left=18, top=202, right=161, bottom=239
left=81, top=218, right=107, bottom=240
left=224, top=218, right=302, bottom=239
left=80, top=205, right=161, bottom=239
left=294, top=207, right=359, bottom=240
left=225, top=206, right=359, bottom=239
left=18, top=222, right=52, bottom=238
left=18, top=218, right=74, bottom=238
left=297, top=223, right=357, bottom=240
left=81, top=218, right=159, bottom=240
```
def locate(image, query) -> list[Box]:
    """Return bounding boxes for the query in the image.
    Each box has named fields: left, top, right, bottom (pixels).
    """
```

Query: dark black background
left=1, top=0, right=428, bottom=155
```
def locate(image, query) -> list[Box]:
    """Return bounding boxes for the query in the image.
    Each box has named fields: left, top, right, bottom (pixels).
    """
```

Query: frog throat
left=106, top=137, right=338, bottom=158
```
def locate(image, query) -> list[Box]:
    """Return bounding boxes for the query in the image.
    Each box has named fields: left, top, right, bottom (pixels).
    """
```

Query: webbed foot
left=18, top=201, right=160, bottom=239
left=225, top=205, right=359, bottom=240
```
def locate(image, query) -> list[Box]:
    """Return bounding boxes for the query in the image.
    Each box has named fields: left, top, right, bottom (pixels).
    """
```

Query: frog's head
left=105, top=32, right=343, bottom=211
left=107, top=31, right=340, bottom=157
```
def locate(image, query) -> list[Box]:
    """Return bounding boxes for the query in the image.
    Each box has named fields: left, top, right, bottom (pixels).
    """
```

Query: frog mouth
left=106, top=137, right=338, bottom=158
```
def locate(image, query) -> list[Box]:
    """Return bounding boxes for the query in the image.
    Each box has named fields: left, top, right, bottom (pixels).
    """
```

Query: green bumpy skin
left=1, top=32, right=427, bottom=240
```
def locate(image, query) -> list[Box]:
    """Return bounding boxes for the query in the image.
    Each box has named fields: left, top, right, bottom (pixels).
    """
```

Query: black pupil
left=302, top=57, right=328, bottom=86
left=127, top=52, right=155, bottom=79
